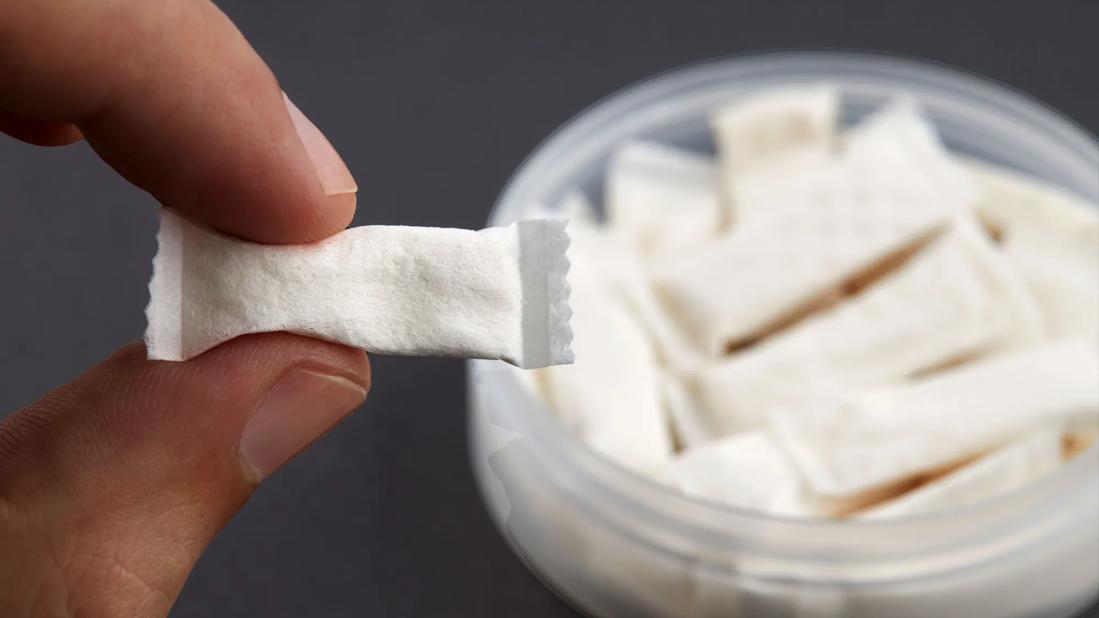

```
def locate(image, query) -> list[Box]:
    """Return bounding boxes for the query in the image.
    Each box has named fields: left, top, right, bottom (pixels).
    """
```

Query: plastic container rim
left=475, top=49, right=1099, bottom=562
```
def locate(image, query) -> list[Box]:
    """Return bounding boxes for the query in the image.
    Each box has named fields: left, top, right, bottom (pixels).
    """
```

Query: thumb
left=0, top=333, right=370, bottom=617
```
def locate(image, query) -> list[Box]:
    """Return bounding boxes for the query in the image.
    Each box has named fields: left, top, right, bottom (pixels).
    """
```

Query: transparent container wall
left=471, top=364, right=1099, bottom=618
left=469, top=52, right=1099, bottom=618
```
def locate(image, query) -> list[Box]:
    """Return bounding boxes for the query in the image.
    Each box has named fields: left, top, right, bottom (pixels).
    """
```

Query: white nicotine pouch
left=145, top=209, right=573, bottom=368
left=773, top=340, right=1099, bottom=498
left=963, top=159, right=1099, bottom=341
left=652, top=165, right=955, bottom=355
left=688, top=217, right=1043, bottom=434
left=549, top=195, right=703, bottom=373
left=962, top=157, right=1099, bottom=252
left=711, top=85, right=838, bottom=172
left=533, top=234, right=673, bottom=478
left=605, top=141, right=722, bottom=255
left=667, top=430, right=817, bottom=517
left=712, top=85, right=839, bottom=224
left=857, top=426, right=1064, bottom=519
left=840, top=101, right=980, bottom=208
left=654, top=101, right=980, bottom=355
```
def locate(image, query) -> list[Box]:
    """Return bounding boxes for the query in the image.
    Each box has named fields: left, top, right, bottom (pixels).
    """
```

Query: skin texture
left=0, top=1, right=370, bottom=615
left=0, top=0, right=356, bottom=242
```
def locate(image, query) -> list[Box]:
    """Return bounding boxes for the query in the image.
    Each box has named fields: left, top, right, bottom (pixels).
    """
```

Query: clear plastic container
left=467, top=51, right=1099, bottom=618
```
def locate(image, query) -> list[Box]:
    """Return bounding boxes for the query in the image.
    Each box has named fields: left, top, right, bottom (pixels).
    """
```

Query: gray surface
left=1, top=1, right=1097, bottom=616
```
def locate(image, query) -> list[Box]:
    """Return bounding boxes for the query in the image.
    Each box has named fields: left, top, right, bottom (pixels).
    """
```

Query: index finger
left=0, top=0, right=357, bottom=244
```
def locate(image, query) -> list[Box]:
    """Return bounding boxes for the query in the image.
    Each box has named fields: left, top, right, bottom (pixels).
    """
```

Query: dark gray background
left=2, top=1, right=1097, bottom=616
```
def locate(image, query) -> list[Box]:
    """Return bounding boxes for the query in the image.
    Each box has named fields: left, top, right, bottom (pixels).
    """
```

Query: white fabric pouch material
left=857, top=426, right=1064, bottom=519
left=713, top=85, right=839, bottom=225
left=711, top=84, right=838, bottom=173
left=962, top=158, right=1099, bottom=341
left=533, top=223, right=673, bottom=478
left=667, top=430, right=816, bottom=517
left=773, top=340, right=1099, bottom=497
left=535, top=192, right=703, bottom=372
left=689, top=217, right=1043, bottom=435
left=655, top=101, right=979, bottom=354
left=652, top=168, right=953, bottom=354
left=146, top=209, right=573, bottom=368
left=606, top=141, right=722, bottom=255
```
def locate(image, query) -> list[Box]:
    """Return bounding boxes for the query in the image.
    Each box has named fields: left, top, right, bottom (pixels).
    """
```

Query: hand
left=0, top=1, right=371, bottom=616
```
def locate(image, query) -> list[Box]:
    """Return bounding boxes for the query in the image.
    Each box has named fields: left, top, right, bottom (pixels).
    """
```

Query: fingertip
left=0, top=112, right=83, bottom=147
left=274, top=94, right=359, bottom=242
left=243, top=191, right=357, bottom=245
left=187, top=332, right=371, bottom=393
left=282, top=93, right=358, bottom=199
left=8, top=0, right=358, bottom=246
left=319, top=190, right=359, bottom=238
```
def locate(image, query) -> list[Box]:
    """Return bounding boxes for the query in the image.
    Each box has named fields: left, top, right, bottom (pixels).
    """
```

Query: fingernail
left=283, top=93, right=358, bottom=196
left=239, top=368, right=367, bottom=482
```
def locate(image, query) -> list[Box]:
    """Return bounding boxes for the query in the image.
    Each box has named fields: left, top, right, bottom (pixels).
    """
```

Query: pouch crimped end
left=516, top=218, right=574, bottom=369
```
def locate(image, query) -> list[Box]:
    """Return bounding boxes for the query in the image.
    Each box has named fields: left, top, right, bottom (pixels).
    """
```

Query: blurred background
left=1, top=1, right=1096, bottom=616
